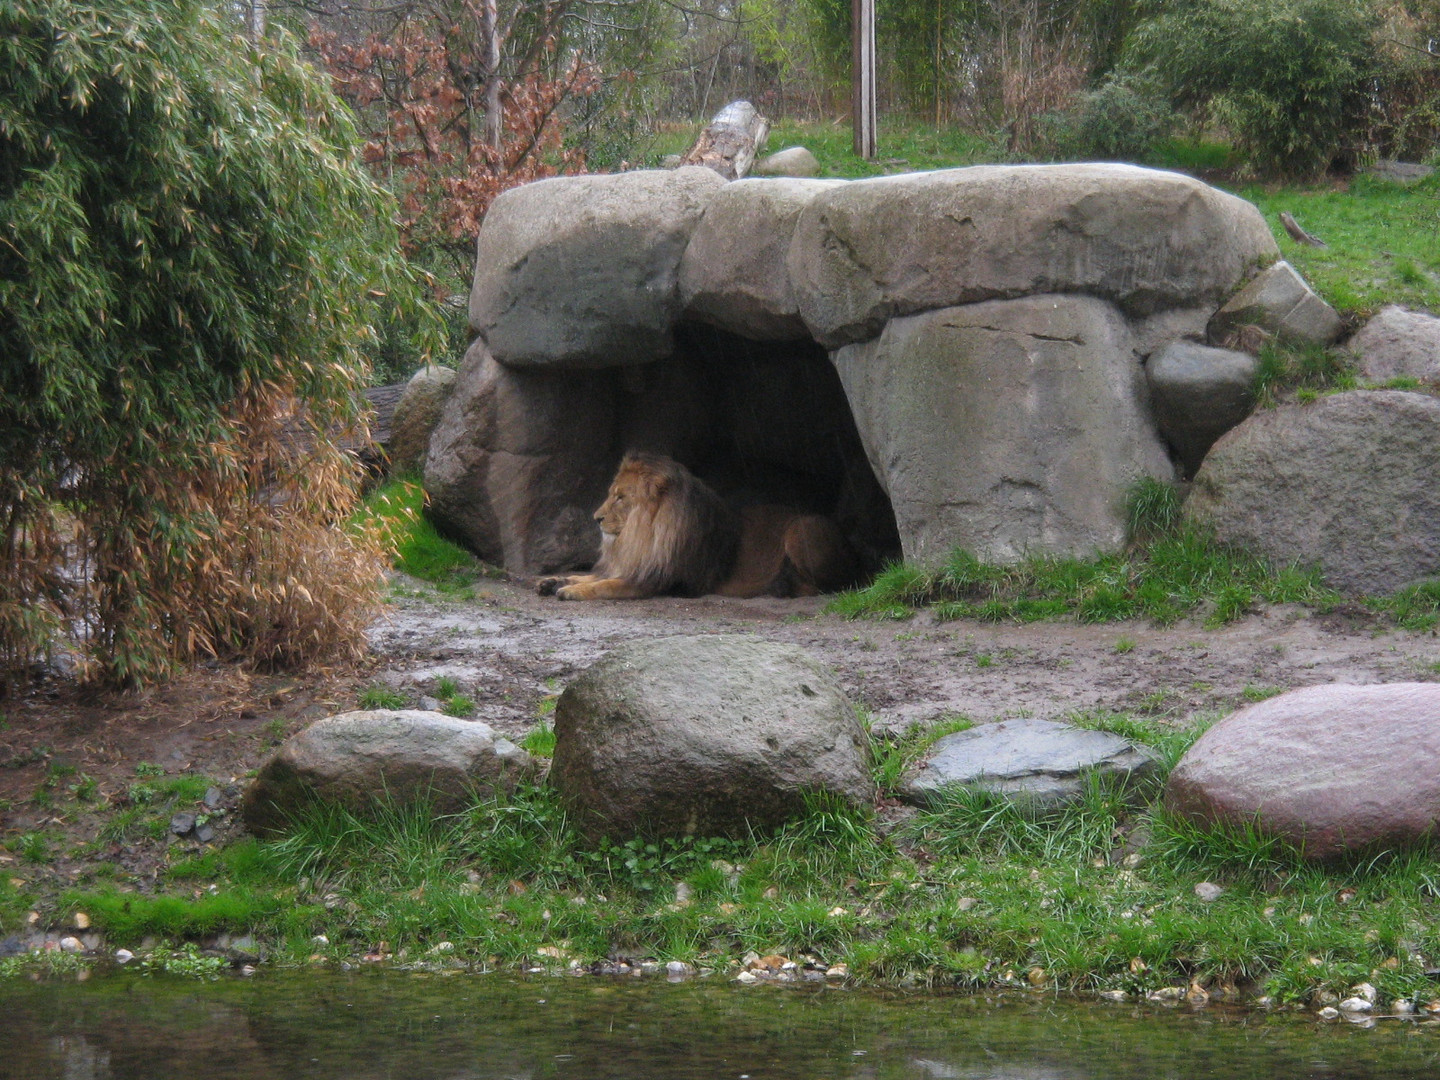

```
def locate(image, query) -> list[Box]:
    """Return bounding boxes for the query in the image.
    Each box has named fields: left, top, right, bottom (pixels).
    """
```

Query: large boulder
left=388, top=364, right=457, bottom=476
left=1185, top=390, right=1440, bottom=595
left=1146, top=342, right=1258, bottom=477
left=1207, top=260, right=1342, bottom=347
left=1349, top=305, right=1440, bottom=382
left=424, top=340, right=617, bottom=574
left=833, top=295, right=1174, bottom=565
left=901, top=718, right=1159, bottom=809
left=679, top=177, right=842, bottom=340
left=242, top=710, right=536, bottom=837
left=753, top=146, right=821, bottom=178
left=788, top=164, right=1278, bottom=348
left=468, top=167, right=725, bottom=368
left=550, top=635, right=873, bottom=837
left=1166, top=683, right=1440, bottom=860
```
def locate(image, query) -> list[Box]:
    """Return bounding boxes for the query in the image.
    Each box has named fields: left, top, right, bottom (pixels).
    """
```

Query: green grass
left=829, top=521, right=1336, bottom=630
left=41, top=755, right=1440, bottom=1004
left=1238, top=173, right=1440, bottom=317
left=521, top=721, right=556, bottom=757
left=354, top=478, right=489, bottom=594
left=358, top=685, right=409, bottom=710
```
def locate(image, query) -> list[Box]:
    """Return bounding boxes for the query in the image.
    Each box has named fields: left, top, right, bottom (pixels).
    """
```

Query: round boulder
left=1146, top=341, right=1258, bottom=477
left=1165, top=684, right=1440, bottom=859
left=242, top=710, right=536, bottom=837
left=1349, top=305, right=1440, bottom=382
left=388, top=364, right=456, bottom=476
left=550, top=635, right=874, bottom=837
left=1184, top=390, right=1440, bottom=595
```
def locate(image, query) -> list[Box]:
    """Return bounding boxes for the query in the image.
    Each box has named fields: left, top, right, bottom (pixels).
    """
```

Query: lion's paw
left=536, top=577, right=563, bottom=597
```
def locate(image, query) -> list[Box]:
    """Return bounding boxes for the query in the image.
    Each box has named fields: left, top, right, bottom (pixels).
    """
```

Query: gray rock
left=423, top=339, right=616, bottom=574
left=203, top=786, right=223, bottom=809
left=169, top=812, right=196, bottom=836
left=833, top=295, right=1174, bottom=566
left=1208, top=261, right=1342, bottom=347
left=388, top=364, right=457, bottom=476
left=1185, top=390, right=1440, bottom=595
left=1146, top=342, right=1258, bottom=477
left=551, top=635, right=873, bottom=837
left=788, top=163, right=1278, bottom=348
left=242, top=709, right=537, bottom=837
left=753, top=146, right=821, bottom=178
left=679, top=177, right=843, bottom=340
left=1165, top=683, right=1440, bottom=860
left=1349, top=305, right=1440, bottom=382
left=900, top=717, right=1159, bottom=808
left=1365, top=160, right=1434, bottom=185
left=1193, top=882, right=1225, bottom=902
left=468, top=167, right=725, bottom=368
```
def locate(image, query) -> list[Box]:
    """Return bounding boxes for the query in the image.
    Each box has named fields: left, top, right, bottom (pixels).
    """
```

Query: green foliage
left=521, top=722, right=557, bottom=757
left=355, top=479, right=485, bottom=593
left=1039, top=75, right=1178, bottom=163
left=0, top=0, right=439, bottom=686
left=358, top=685, right=409, bottom=710
left=870, top=715, right=975, bottom=795
left=1127, top=0, right=1380, bottom=177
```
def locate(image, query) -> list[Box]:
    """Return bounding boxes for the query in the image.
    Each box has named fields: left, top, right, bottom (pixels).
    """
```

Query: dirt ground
left=3, top=576, right=1439, bottom=893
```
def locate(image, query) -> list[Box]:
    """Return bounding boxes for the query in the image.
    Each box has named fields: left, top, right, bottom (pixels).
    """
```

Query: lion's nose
left=594, top=508, right=605, bottom=522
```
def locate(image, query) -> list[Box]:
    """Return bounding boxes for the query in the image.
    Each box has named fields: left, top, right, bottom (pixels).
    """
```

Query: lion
left=536, top=453, right=860, bottom=601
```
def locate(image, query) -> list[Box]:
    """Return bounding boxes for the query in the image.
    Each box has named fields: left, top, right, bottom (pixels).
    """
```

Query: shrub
left=1040, top=75, right=1178, bottom=163
left=1126, top=0, right=1380, bottom=177
left=0, top=0, right=440, bottom=686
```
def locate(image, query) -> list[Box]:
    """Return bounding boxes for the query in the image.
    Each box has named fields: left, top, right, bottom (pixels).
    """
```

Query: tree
left=0, top=0, right=438, bottom=687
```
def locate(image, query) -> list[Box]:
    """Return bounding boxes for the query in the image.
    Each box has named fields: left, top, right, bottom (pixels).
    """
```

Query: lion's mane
left=594, top=453, right=741, bottom=597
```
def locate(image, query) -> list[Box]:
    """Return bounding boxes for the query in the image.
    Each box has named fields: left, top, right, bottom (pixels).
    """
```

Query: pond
left=5, top=971, right=1440, bottom=1080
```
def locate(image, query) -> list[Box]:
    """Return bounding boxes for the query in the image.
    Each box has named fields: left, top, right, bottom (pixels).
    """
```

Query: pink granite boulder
left=1165, top=683, right=1440, bottom=859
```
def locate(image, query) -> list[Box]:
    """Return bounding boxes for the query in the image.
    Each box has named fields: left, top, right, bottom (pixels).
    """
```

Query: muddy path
left=373, top=579, right=1440, bottom=739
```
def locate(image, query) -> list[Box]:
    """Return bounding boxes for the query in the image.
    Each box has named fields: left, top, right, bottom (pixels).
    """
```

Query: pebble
left=1148, top=987, right=1184, bottom=1002
left=58, top=936, right=84, bottom=954
left=674, top=882, right=694, bottom=904
left=73, top=912, right=90, bottom=930
left=114, top=949, right=134, bottom=964
left=956, top=897, right=979, bottom=912
left=1351, top=981, right=1377, bottom=1003
left=1193, top=882, right=1225, bottom=902
left=311, top=935, right=330, bottom=947
left=825, top=964, right=849, bottom=979
left=170, top=812, right=197, bottom=837
left=735, top=970, right=759, bottom=984
left=1393, top=999, right=1415, bottom=1014
left=666, top=961, right=695, bottom=979
left=1318, top=1007, right=1341, bottom=1021
left=1339, top=997, right=1373, bottom=1013
left=1099, top=990, right=1128, bottom=1002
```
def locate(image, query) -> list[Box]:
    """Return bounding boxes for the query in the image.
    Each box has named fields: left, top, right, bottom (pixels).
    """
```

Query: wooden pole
left=852, top=0, right=876, bottom=160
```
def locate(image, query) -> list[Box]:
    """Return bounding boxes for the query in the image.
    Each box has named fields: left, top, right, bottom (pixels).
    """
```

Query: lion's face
left=594, top=463, right=661, bottom=536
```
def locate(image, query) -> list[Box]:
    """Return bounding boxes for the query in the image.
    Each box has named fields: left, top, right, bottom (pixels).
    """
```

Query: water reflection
left=4, top=971, right=1439, bottom=1080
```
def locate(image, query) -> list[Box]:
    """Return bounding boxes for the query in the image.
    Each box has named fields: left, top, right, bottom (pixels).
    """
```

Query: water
left=4, top=971, right=1440, bottom=1079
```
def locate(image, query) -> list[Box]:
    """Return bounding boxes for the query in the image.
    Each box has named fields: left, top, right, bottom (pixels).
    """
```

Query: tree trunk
left=679, top=100, right=771, bottom=180
left=478, top=0, right=503, bottom=151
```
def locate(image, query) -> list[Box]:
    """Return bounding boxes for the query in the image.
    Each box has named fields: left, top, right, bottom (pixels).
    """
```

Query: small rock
left=736, top=970, right=759, bottom=984
left=114, top=948, right=134, bottom=964
left=194, top=823, right=215, bottom=844
left=1339, top=996, right=1373, bottom=1013
left=639, top=961, right=662, bottom=975
left=1187, top=983, right=1211, bottom=1006
left=1352, top=981, right=1377, bottom=1003
left=59, top=936, right=84, bottom=954
left=1148, top=987, right=1185, bottom=1002
left=73, top=912, right=90, bottom=930
left=204, top=786, right=224, bottom=809
left=1318, top=1006, right=1341, bottom=1021
left=956, top=897, right=979, bottom=912
left=1393, top=999, right=1416, bottom=1014
left=1099, top=989, right=1129, bottom=1002
left=170, top=812, right=197, bottom=837
left=430, top=942, right=456, bottom=954
left=753, top=146, right=821, bottom=179
left=1365, top=160, right=1435, bottom=185
left=1194, top=882, right=1225, bottom=902
left=1026, top=967, right=1047, bottom=987
left=666, top=961, right=695, bottom=979
left=828, top=906, right=848, bottom=918
left=1208, top=260, right=1342, bottom=347
left=674, top=882, right=694, bottom=904
left=826, top=964, right=849, bottom=979
left=311, top=934, right=330, bottom=947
